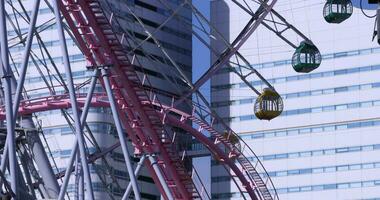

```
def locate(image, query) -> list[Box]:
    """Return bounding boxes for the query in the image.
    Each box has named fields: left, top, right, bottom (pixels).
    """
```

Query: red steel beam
left=0, top=95, right=270, bottom=199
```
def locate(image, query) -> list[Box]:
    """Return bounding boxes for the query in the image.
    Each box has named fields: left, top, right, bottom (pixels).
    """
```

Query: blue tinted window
left=348, top=103, right=360, bottom=108
left=360, top=66, right=372, bottom=72
left=240, top=115, right=252, bottom=121
left=334, top=69, right=347, bottom=75
left=300, top=169, right=312, bottom=174
left=324, top=184, right=337, bottom=190
left=372, top=82, right=380, bottom=88
left=310, top=73, right=323, bottom=78
left=252, top=133, right=264, bottom=139
left=335, top=87, right=348, bottom=92
left=334, top=52, right=347, bottom=58
left=313, top=185, right=324, bottom=191
left=263, top=155, right=275, bottom=160
left=276, top=154, right=288, bottom=159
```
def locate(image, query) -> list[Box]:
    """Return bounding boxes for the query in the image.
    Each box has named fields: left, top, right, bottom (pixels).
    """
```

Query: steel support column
left=100, top=68, right=141, bottom=200
left=0, top=0, right=59, bottom=197
left=148, top=155, right=174, bottom=200
left=17, top=143, right=37, bottom=199
left=57, top=69, right=100, bottom=200
left=122, top=155, right=146, bottom=200
left=14, top=157, right=32, bottom=199
left=78, top=157, right=84, bottom=200
left=0, top=0, right=17, bottom=196
left=74, top=153, right=84, bottom=200
left=53, top=1, right=94, bottom=199
left=0, top=162, right=14, bottom=198
left=23, top=118, right=59, bottom=198
left=10, top=8, right=53, bottom=196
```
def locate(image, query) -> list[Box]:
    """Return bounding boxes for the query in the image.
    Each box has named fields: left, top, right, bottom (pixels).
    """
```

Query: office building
left=211, top=1, right=380, bottom=199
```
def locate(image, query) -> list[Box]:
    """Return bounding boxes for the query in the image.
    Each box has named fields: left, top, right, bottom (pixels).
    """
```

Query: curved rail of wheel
left=0, top=93, right=109, bottom=115
left=151, top=102, right=279, bottom=200
left=188, top=117, right=279, bottom=200
left=0, top=94, right=277, bottom=200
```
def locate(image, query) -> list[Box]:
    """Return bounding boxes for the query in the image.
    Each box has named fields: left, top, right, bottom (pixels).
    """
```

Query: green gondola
left=254, top=88, right=283, bottom=121
left=323, top=0, right=353, bottom=24
left=292, top=41, right=321, bottom=73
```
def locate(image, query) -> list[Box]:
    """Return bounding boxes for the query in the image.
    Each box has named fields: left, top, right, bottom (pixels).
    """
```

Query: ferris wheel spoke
left=53, top=1, right=96, bottom=199
left=5, top=1, right=69, bottom=93
left=100, top=67, right=141, bottom=200
left=121, top=1, right=193, bottom=88
left=2, top=1, right=64, bottom=198
left=157, top=0, right=269, bottom=108
left=0, top=0, right=19, bottom=197
left=123, top=1, right=187, bottom=54
left=169, top=0, right=277, bottom=109
left=56, top=69, right=100, bottom=200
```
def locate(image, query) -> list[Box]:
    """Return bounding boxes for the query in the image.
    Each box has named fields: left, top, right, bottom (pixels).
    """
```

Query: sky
left=191, top=0, right=212, bottom=195
left=192, top=0, right=211, bottom=86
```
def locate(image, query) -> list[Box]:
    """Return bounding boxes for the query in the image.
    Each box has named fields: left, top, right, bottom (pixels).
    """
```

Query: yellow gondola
left=254, top=88, right=283, bottom=120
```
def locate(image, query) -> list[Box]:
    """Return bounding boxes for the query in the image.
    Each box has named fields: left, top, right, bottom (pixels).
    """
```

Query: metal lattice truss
left=0, top=0, right=314, bottom=199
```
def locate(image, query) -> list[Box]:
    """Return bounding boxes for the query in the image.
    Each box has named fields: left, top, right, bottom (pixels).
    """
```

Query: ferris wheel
left=0, top=0, right=322, bottom=199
